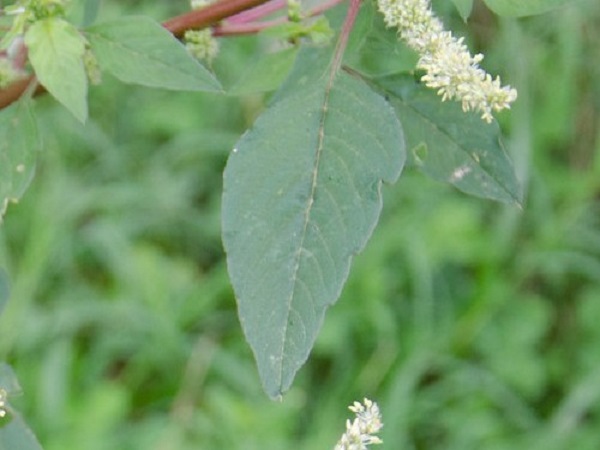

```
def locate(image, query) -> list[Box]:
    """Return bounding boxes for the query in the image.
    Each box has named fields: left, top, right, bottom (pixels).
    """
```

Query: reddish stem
left=164, top=0, right=272, bottom=37
left=330, top=0, right=360, bottom=75
left=226, top=0, right=286, bottom=25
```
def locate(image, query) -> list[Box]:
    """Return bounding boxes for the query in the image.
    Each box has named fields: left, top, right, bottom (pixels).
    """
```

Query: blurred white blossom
left=377, top=0, right=517, bottom=122
left=334, top=398, right=383, bottom=450
left=0, top=388, right=7, bottom=418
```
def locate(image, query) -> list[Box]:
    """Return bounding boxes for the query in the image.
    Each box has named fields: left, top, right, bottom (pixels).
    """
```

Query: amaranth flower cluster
left=377, top=0, right=517, bottom=122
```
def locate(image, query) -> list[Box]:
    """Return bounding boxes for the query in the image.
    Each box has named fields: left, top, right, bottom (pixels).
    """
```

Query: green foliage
left=0, top=0, right=599, bottom=448
left=374, top=74, right=522, bottom=204
left=484, top=0, right=582, bottom=16
left=24, top=18, right=88, bottom=122
left=0, top=100, right=39, bottom=219
left=222, top=48, right=405, bottom=398
left=85, top=16, right=221, bottom=92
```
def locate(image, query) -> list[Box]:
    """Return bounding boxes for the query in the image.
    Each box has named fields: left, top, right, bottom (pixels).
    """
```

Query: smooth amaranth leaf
left=483, top=0, right=581, bottom=16
left=374, top=74, right=521, bottom=204
left=86, top=16, right=221, bottom=92
left=0, top=100, right=39, bottom=219
left=25, top=18, right=88, bottom=122
left=222, top=56, right=405, bottom=398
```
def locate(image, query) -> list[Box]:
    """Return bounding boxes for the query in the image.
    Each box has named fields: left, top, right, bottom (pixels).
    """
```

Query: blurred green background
left=1, top=0, right=600, bottom=448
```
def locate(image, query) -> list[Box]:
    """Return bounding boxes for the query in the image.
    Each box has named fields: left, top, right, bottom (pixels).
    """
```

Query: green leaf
left=0, top=412, right=43, bottom=450
left=0, top=270, right=8, bottom=317
left=86, top=16, right=221, bottom=92
left=373, top=74, right=521, bottom=204
left=222, top=49, right=405, bottom=398
left=25, top=18, right=88, bottom=122
left=0, top=100, right=40, bottom=219
left=452, top=0, right=474, bottom=20
left=483, top=0, right=581, bottom=17
left=229, top=48, right=297, bottom=95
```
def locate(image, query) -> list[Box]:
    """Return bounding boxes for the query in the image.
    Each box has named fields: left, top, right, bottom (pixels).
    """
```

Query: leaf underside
left=222, top=52, right=405, bottom=398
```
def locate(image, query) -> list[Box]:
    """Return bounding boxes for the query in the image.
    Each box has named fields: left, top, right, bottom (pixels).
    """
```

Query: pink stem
left=227, top=0, right=286, bottom=24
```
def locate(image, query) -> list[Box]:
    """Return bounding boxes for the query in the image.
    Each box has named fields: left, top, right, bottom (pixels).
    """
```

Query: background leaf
left=373, top=74, right=521, bottom=204
left=0, top=100, right=39, bottom=219
left=483, top=0, right=581, bottom=17
left=86, top=16, right=221, bottom=92
left=228, top=48, right=297, bottom=95
left=452, top=0, right=474, bottom=20
left=25, top=18, right=88, bottom=122
left=222, top=54, right=405, bottom=398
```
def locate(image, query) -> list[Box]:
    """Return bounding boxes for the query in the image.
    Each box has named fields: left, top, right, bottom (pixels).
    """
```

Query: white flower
left=334, top=398, right=383, bottom=450
left=377, top=0, right=517, bottom=122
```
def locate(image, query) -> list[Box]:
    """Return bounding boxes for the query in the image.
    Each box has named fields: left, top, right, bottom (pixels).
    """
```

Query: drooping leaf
left=86, top=16, right=221, bottom=92
left=0, top=100, right=40, bottom=219
left=222, top=49, right=405, bottom=398
left=25, top=18, right=88, bottom=122
left=483, top=0, right=581, bottom=17
left=373, top=74, right=521, bottom=204
left=452, top=0, right=474, bottom=20
left=0, top=270, right=8, bottom=317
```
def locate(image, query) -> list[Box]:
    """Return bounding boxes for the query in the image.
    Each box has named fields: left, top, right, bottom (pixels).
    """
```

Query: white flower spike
left=377, top=0, right=517, bottom=122
left=334, top=398, right=383, bottom=450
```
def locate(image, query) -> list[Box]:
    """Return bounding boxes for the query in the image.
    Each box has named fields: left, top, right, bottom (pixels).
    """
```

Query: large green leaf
left=0, top=100, right=39, bottom=219
left=25, top=18, right=88, bottom=122
left=222, top=50, right=405, bottom=398
left=86, top=16, right=221, bottom=92
left=483, top=0, right=581, bottom=16
left=373, top=74, right=521, bottom=204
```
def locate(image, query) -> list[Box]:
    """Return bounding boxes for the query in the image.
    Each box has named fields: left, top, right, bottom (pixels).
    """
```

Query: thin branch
left=226, top=0, right=286, bottom=25
left=164, top=0, right=272, bottom=37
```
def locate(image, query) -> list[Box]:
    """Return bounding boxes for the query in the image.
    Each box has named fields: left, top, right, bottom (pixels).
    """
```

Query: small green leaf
left=0, top=100, right=40, bottom=219
left=222, top=48, right=405, bottom=398
left=0, top=270, right=8, bottom=318
left=374, top=74, right=521, bottom=204
left=86, top=16, right=221, bottom=92
left=25, top=18, right=88, bottom=122
left=229, top=48, right=297, bottom=95
left=483, top=0, right=581, bottom=17
left=452, top=0, right=474, bottom=20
